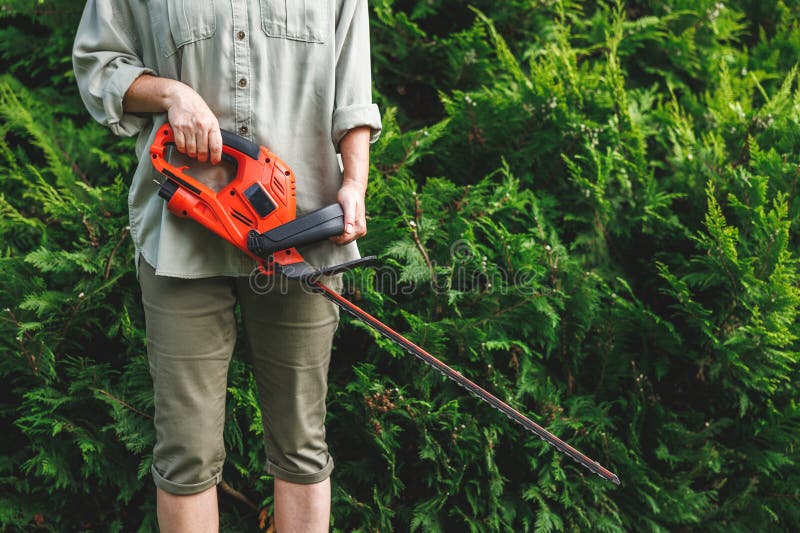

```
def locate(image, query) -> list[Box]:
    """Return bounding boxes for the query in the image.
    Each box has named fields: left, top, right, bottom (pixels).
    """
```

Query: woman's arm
left=331, top=125, right=371, bottom=245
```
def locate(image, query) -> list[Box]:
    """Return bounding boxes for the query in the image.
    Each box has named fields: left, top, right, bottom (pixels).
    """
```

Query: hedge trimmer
left=150, top=124, right=621, bottom=485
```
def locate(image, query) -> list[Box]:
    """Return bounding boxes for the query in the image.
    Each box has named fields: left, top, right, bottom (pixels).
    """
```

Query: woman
left=72, top=1, right=381, bottom=530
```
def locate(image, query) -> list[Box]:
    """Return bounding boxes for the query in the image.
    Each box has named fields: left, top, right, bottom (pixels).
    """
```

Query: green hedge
left=1, top=1, right=798, bottom=531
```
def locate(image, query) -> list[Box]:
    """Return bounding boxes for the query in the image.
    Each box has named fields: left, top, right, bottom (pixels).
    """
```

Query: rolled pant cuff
left=267, top=455, right=334, bottom=485
left=151, top=464, right=222, bottom=496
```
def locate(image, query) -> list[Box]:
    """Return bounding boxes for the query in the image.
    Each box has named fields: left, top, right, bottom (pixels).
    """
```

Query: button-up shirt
left=73, top=0, right=382, bottom=277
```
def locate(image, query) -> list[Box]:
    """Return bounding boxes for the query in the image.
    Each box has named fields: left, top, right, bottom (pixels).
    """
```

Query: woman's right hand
left=164, top=82, right=222, bottom=164
left=123, top=74, right=222, bottom=164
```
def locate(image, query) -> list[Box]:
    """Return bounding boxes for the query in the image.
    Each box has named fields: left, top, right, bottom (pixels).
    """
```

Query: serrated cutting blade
left=312, top=281, right=621, bottom=485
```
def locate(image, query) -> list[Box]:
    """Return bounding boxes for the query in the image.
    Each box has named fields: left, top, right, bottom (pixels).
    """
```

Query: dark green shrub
left=2, top=1, right=798, bottom=531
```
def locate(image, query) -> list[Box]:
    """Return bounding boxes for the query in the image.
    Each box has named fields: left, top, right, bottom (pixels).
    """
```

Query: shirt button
left=239, top=125, right=249, bottom=135
left=238, top=78, right=248, bottom=88
left=237, top=31, right=245, bottom=40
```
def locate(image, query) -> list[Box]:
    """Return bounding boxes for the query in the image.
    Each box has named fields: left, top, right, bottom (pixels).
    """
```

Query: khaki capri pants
left=138, top=257, right=341, bottom=495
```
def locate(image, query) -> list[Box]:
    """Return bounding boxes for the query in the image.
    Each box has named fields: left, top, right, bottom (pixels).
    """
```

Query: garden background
left=1, top=0, right=799, bottom=531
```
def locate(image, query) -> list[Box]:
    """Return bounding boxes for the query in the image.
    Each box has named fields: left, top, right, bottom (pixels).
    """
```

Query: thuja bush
left=2, top=0, right=799, bottom=531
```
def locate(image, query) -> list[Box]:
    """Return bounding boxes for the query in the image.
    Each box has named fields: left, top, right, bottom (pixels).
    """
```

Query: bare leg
left=156, top=485, right=219, bottom=533
left=274, top=477, right=331, bottom=533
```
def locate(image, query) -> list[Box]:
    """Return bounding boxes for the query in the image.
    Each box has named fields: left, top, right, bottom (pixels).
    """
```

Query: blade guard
left=149, top=124, right=344, bottom=274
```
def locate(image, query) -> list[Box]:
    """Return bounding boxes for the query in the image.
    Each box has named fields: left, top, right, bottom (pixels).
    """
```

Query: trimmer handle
left=150, top=125, right=266, bottom=169
left=219, top=130, right=261, bottom=160
left=248, top=203, right=345, bottom=258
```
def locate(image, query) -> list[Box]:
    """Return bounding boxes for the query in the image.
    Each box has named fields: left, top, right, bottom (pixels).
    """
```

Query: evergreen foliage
left=1, top=0, right=799, bottom=531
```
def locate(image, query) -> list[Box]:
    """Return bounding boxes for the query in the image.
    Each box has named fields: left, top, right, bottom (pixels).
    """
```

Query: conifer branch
left=104, top=226, right=130, bottom=279
left=4, top=308, right=39, bottom=374
left=53, top=295, right=86, bottom=356
left=408, top=193, right=435, bottom=283
left=219, top=480, right=259, bottom=511
left=94, top=388, right=153, bottom=420
left=376, top=130, right=425, bottom=177
left=82, top=217, right=98, bottom=247
left=466, top=292, right=545, bottom=329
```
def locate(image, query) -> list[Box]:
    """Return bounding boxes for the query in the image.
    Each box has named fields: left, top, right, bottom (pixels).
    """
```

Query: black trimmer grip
left=220, top=129, right=261, bottom=160
left=248, top=203, right=345, bottom=258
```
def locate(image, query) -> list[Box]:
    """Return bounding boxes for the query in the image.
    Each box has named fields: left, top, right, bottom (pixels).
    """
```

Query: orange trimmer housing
left=149, top=124, right=305, bottom=274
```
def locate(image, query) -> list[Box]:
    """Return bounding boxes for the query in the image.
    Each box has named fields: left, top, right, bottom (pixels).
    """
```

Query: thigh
left=236, top=274, right=342, bottom=483
left=138, top=257, right=237, bottom=494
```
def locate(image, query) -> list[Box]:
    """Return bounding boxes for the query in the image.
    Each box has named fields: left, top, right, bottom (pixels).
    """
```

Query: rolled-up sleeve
left=72, top=0, right=155, bottom=137
left=332, top=0, right=382, bottom=150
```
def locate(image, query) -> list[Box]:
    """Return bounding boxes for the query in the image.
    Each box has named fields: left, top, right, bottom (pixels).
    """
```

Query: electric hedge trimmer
left=150, top=124, right=621, bottom=485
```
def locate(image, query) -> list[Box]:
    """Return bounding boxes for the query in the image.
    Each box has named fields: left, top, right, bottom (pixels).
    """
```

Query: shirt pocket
left=158, top=0, right=217, bottom=57
left=260, top=0, right=329, bottom=43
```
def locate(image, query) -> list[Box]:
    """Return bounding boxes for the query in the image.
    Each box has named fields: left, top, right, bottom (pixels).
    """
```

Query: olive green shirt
left=73, top=0, right=381, bottom=277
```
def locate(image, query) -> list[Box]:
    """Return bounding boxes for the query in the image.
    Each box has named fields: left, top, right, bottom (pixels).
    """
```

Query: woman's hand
left=331, top=180, right=367, bottom=245
left=165, top=83, right=222, bottom=164
left=123, top=74, right=222, bottom=164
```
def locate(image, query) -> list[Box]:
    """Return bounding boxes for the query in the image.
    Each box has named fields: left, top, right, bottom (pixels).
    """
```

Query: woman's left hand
left=330, top=180, right=367, bottom=245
